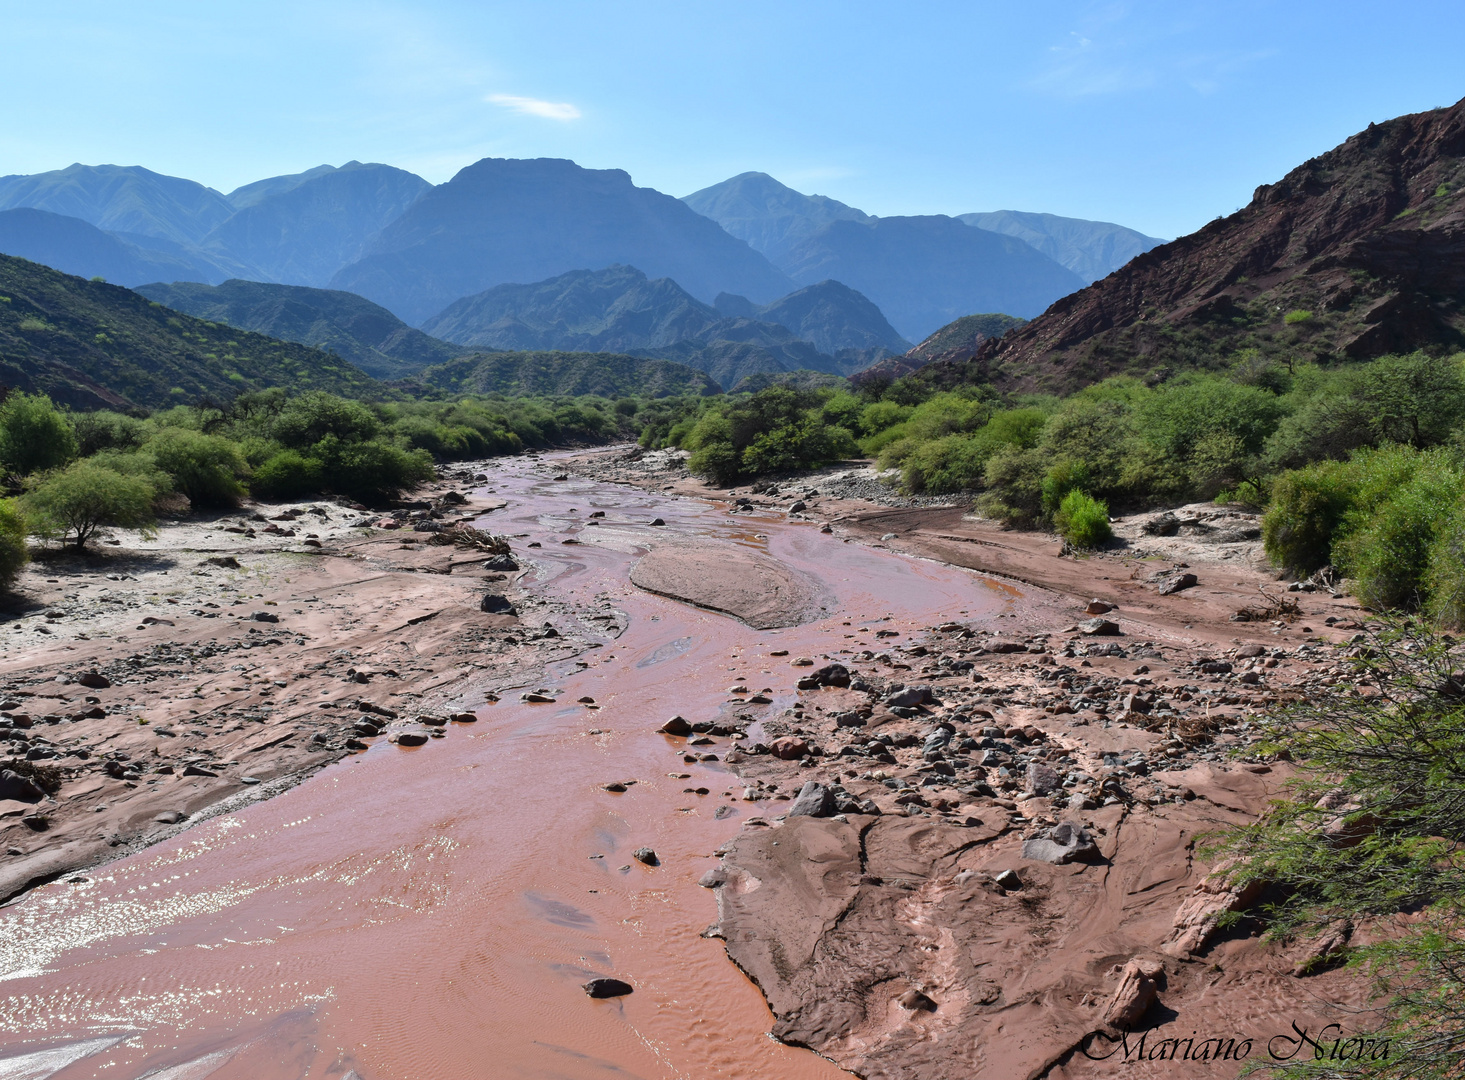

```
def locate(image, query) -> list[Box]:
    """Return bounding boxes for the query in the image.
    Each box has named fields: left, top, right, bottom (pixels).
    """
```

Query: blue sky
left=4, top=1, right=1462, bottom=239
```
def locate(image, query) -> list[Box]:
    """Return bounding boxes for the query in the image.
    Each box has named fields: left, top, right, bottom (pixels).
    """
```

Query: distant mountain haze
left=419, top=265, right=892, bottom=387
left=135, top=279, right=458, bottom=380
left=682, top=172, right=870, bottom=266
left=226, top=164, right=340, bottom=209
left=202, top=162, right=430, bottom=287
left=0, top=208, right=254, bottom=287
left=0, top=163, right=235, bottom=247
left=957, top=210, right=1165, bottom=284
left=780, top=215, right=1082, bottom=340
left=329, top=158, right=796, bottom=325
left=417, top=350, right=720, bottom=399
left=682, top=172, right=1085, bottom=340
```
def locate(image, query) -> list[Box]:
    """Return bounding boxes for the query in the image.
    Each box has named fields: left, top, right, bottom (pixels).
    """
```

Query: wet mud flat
left=0, top=450, right=1378, bottom=1080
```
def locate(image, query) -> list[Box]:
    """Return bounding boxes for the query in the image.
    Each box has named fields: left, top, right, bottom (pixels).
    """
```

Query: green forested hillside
left=418, top=349, right=719, bottom=398
left=0, top=254, right=380, bottom=410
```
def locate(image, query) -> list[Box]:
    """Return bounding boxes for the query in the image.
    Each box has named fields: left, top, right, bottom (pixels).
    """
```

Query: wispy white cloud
left=487, top=94, right=581, bottom=121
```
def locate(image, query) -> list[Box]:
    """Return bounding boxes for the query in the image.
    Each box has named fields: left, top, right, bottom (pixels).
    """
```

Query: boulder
left=1022, top=822, right=1100, bottom=864
left=153, top=810, right=188, bottom=825
left=77, top=672, right=111, bottom=689
left=1079, top=618, right=1121, bottom=636
left=391, top=731, right=430, bottom=747
left=485, top=554, right=519, bottom=572
left=993, top=869, right=1023, bottom=890
left=812, top=663, right=851, bottom=688
left=632, top=847, right=659, bottom=866
left=787, top=782, right=836, bottom=818
left=985, top=640, right=1026, bottom=654
left=584, top=977, right=633, bottom=998
left=1085, top=599, right=1114, bottom=615
left=1104, top=958, right=1164, bottom=1028
left=251, top=611, right=280, bottom=623
left=480, top=594, right=517, bottom=615
left=698, top=869, right=727, bottom=888
left=1156, top=572, right=1198, bottom=595
left=885, top=686, right=930, bottom=709
left=770, top=737, right=810, bottom=760
left=658, top=716, right=693, bottom=736
left=0, top=769, right=43, bottom=802
left=1025, top=763, right=1062, bottom=796
left=898, top=988, right=938, bottom=1012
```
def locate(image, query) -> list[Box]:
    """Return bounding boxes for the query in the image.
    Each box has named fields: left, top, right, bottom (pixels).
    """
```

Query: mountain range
left=924, top=95, right=1465, bottom=395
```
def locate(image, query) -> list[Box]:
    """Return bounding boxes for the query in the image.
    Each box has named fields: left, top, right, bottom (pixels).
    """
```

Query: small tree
left=22, top=461, right=157, bottom=550
left=0, top=391, right=77, bottom=476
left=1213, top=620, right=1465, bottom=1078
left=0, top=499, right=27, bottom=588
left=144, top=427, right=248, bottom=507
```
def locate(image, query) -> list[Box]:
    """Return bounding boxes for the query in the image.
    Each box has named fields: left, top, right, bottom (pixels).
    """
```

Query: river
left=0, top=457, right=1009, bottom=1080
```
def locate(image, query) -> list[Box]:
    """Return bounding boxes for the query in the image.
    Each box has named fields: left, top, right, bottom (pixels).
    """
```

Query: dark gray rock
left=251, top=611, right=280, bottom=623
left=1079, top=618, right=1121, bottom=636
left=787, top=781, right=837, bottom=818
left=1156, top=572, right=1198, bottom=595
left=632, top=846, right=659, bottom=866
left=584, top=977, right=634, bottom=998
left=485, top=553, right=519, bottom=572
left=77, top=672, right=111, bottom=689
left=480, top=593, right=517, bottom=615
left=0, top=769, right=43, bottom=802
left=698, top=868, right=727, bottom=888
left=1025, top=762, right=1062, bottom=796
left=1022, top=821, right=1100, bottom=864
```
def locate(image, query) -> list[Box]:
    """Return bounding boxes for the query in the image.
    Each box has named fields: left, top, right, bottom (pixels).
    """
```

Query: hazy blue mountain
left=420, top=265, right=854, bottom=387
left=203, top=162, right=430, bottom=286
left=0, top=163, right=235, bottom=246
left=417, top=350, right=720, bottom=399
left=135, top=279, right=459, bottom=380
left=0, top=208, right=253, bottom=287
left=781, top=215, right=1083, bottom=340
left=226, top=164, right=339, bottom=208
left=682, top=172, right=870, bottom=265
left=753, top=279, right=910, bottom=359
left=957, top=210, right=1165, bottom=284
left=330, top=158, right=795, bottom=325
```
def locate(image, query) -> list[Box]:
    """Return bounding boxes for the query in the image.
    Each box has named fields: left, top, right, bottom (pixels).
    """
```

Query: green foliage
left=1212, top=621, right=1465, bottom=1079
left=251, top=450, right=323, bottom=501
left=1053, top=490, right=1111, bottom=548
left=0, top=391, right=77, bottom=476
left=71, top=410, right=146, bottom=456
left=22, top=461, right=158, bottom=549
left=1282, top=308, right=1315, bottom=325
left=681, top=387, right=857, bottom=485
left=1262, top=461, right=1356, bottom=574
left=0, top=499, right=27, bottom=588
left=144, top=427, right=249, bottom=507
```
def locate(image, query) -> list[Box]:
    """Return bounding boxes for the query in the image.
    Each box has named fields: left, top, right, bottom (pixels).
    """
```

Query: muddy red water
left=0, top=458, right=1008, bottom=1080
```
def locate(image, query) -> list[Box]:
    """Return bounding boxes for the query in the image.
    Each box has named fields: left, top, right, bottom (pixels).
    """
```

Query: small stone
left=451, top=712, right=478, bottom=723
left=181, top=764, right=218, bottom=778
left=602, top=782, right=628, bottom=793
left=649, top=518, right=666, bottom=527
left=632, top=847, right=659, bottom=866
left=77, top=672, right=111, bottom=689
left=251, top=611, right=280, bottom=623
left=1079, top=618, right=1121, bottom=636
left=1104, top=958, right=1164, bottom=1028
left=391, top=731, right=430, bottom=747
left=698, top=869, right=727, bottom=888
left=1085, top=599, right=1114, bottom=615
left=1156, top=572, right=1198, bottom=595
left=898, top=988, right=938, bottom=1011
left=1025, top=762, right=1062, bottom=796
left=770, top=736, right=810, bottom=760
left=1022, top=822, right=1100, bottom=864
left=583, top=977, right=633, bottom=998
left=993, top=869, right=1023, bottom=890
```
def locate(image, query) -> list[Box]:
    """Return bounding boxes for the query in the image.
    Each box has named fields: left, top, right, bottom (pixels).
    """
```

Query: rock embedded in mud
left=993, top=869, right=1023, bottom=890
left=77, top=672, right=111, bottom=689
left=251, top=611, right=280, bottom=623
left=659, top=716, right=693, bottom=736
left=1156, top=572, right=1199, bottom=595
left=1025, top=763, right=1062, bottom=796
left=583, top=977, right=634, bottom=998
left=698, top=868, right=727, bottom=888
left=648, top=517, right=666, bottom=526
left=770, top=736, right=810, bottom=760
left=898, top=988, right=938, bottom=1012
left=391, top=731, right=430, bottom=747
left=1079, top=618, right=1121, bottom=636
left=632, top=847, right=659, bottom=866
left=787, top=782, right=836, bottom=818
left=1104, top=958, right=1164, bottom=1028
left=1022, top=822, right=1100, bottom=865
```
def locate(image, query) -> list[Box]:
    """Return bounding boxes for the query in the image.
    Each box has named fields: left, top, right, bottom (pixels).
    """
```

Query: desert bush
left=72, top=410, right=146, bottom=456
left=144, top=427, right=249, bottom=507
left=22, top=461, right=157, bottom=549
left=1053, top=490, right=1111, bottom=548
left=1262, top=461, right=1357, bottom=574
left=251, top=450, right=324, bottom=501
left=0, top=499, right=27, bottom=588
left=1425, top=501, right=1465, bottom=629
left=0, top=391, right=77, bottom=477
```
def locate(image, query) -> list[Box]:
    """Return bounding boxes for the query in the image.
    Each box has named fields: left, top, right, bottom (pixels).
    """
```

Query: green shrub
left=1282, top=309, right=1314, bottom=325
left=0, top=499, right=27, bottom=588
left=72, top=410, right=145, bottom=456
left=1425, top=501, right=1465, bottom=629
left=252, top=450, right=324, bottom=500
left=1054, top=490, right=1111, bottom=548
left=22, top=461, right=158, bottom=549
left=1040, top=459, right=1091, bottom=518
left=0, top=391, right=77, bottom=477
left=979, top=445, right=1048, bottom=524
left=311, top=436, right=435, bottom=503
left=271, top=392, right=382, bottom=449
left=144, top=428, right=249, bottom=507
left=1261, top=461, right=1356, bottom=574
